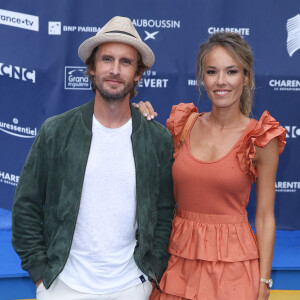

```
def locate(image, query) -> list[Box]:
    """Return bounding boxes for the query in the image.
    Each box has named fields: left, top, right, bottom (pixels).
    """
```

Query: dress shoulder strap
left=179, top=112, right=199, bottom=147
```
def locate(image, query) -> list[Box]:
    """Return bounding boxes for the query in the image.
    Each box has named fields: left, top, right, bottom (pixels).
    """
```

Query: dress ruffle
left=168, top=209, right=259, bottom=262
left=237, top=110, right=286, bottom=181
left=151, top=255, right=259, bottom=300
left=166, top=103, right=198, bottom=158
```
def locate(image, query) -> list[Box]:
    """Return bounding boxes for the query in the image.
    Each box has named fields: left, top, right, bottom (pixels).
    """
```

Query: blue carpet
left=0, top=208, right=12, bottom=231
left=273, top=229, right=300, bottom=270
left=0, top=231, right=28, bottom=278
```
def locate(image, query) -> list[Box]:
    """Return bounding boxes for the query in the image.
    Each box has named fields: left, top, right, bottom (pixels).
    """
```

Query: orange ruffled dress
left=150, top=103, right=286, bottom=300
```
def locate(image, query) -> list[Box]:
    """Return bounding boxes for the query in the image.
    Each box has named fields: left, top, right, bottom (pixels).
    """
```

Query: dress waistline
left=176, top=207, right=249, bottom=224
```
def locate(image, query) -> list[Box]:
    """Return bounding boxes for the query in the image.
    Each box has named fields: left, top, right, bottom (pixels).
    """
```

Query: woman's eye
left=206, top=70, right=215, bottom=75
left=228, top=69, right=238, bottom=74
left=122, top=59, right=131, bottom=64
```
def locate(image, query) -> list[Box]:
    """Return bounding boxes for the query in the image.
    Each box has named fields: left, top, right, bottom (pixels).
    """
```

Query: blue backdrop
left=0, top=0, right=299, bottom=230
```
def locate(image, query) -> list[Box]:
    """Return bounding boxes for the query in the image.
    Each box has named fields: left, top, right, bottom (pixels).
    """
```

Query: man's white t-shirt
left=59, top=116, right=146, bottom=294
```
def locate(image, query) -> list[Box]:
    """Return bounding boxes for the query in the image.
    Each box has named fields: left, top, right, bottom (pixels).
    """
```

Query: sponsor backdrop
left=0, top=1, right=299, bottom=230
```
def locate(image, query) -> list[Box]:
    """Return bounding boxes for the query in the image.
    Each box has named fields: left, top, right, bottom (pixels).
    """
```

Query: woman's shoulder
left=166, top=103, right=199, bottom=135
left=237, top=110, right=287, bottom=180
left=166, top=103, right=200, bottom=158
left=249, top=110, right=286, bottom=150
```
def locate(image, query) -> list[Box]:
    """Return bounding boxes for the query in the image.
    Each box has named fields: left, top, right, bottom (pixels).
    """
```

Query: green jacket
left=11, top=99, right=174, bottom=289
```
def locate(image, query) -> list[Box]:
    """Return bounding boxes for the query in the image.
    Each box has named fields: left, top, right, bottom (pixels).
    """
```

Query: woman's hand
left=132, top=101, right=158, bottom=121
left=257, top=282, right=270, bottom=300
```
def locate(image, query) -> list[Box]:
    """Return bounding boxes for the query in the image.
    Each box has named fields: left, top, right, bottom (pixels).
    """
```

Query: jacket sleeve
left=11, top=123, right=49, bottom=283
left=152, top=130, right=175, bottom=280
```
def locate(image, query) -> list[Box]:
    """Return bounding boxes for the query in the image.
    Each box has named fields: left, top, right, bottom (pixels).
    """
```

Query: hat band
left=104, top=30, right=136, bottom=38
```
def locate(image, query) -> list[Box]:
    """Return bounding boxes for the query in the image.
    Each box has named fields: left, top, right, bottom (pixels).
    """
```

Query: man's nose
left=110, top=61, right=120, bottom=75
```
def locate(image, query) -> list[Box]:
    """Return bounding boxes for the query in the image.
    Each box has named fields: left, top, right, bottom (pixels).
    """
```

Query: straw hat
left=78, top=16, right=155, bottom=67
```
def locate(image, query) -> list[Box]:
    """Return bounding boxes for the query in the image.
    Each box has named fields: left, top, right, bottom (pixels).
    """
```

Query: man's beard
left=94, top=76, right=134, bottom=102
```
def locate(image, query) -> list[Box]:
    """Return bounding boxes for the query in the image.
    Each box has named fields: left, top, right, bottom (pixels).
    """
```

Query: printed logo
left=276, top=181, right=300, bottom=193
left=63, top=25, right=101, bottom=33
left=0, top=62, right=36, bottom=83
left=64, top=67, right=91, bottom=90
left=0, top=9, right=39, bottom=31
left=131, top=19, right=180, bottom=42
left=286, top=14, right=300, bottom=57
left=269, top=79, right=300, bottom=91
left=48, top=22, right=101, bottom=35
left=48, top=21, right=61, bottom=35
left=187, top=80, right=206, bottom=90
left=132, top=19, right=180, bottom=29
left=0, top=169, right=19, bottom=187
left=284, top=126, right=300, bottom=138
left=208, top=27, right=250, bottom=36
left=138, top=70, right=169, bottom=88
left=0, top=118, right=37, bottom=138
left=144, top=30, right=159, bottom=41
left=188, top=79, right=197, bottom=86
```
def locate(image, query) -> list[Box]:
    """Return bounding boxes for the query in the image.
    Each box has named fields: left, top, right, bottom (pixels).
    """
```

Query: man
left=12, top=16, right=174, bottom=300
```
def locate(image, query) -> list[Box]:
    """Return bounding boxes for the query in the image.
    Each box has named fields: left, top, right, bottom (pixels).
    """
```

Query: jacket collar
left=82, top=98, right=141, bottom=134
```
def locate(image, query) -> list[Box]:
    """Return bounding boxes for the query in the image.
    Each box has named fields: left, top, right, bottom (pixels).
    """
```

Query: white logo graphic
left=286, top=14, right=300, bottom=57
left=132, top=19, right=180, bottom=29
left=285, top=126, right=300, bottom=138
left=144, top=31, right=159, bottom=41
left=0, top=62, right=36, bottom=83
left=63, top=25, right=101, bottom=32
left=48, top=21, right=61, bottom=35
left=0, top=9, right=39, bottom=31
left=269, top=79, right=300, bottom=91
left=0, top=170, right=19, bottom=187
left=0, top=118, right=37, bottom=138
left=138, top=70, right=169, bottom=88
left=188, top=80, right=197, bottom=86
left=187, top=80, right=205, bottom=89
left=49, top=23, right=101, bottom=35
left=65, top=67, right=91, bottom=90
left=276, top=181, right=300, bottom=193
left=208, top=27, right=250, bottom=36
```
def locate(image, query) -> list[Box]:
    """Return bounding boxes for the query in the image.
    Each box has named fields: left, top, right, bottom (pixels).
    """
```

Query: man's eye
left=122, top=59, right=131, bottom=64
left=102, top=57, right=111, bottom=62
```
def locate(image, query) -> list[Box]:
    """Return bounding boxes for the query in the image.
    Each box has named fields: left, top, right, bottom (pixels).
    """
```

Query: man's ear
left=134, top=72, right=142, bottom=82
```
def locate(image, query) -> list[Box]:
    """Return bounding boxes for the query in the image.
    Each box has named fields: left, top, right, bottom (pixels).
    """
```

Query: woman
left=135, top=32, right=286, bottom=300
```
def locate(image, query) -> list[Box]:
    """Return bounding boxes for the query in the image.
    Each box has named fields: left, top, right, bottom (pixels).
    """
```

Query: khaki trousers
left=36, top=278, right=153, bottom=300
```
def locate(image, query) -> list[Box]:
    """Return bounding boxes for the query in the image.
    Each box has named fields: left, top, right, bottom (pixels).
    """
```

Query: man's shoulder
left=145, top=119, right=174, bottom=159
left=145, top=119, right=172, bottom=140
left=44, top=103, right=84, bottom=126
left=42, top=100, right=92, bottom=132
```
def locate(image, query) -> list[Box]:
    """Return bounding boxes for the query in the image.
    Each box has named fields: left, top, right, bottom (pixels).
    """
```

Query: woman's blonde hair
left=196, top=32, right=255, bottom=117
